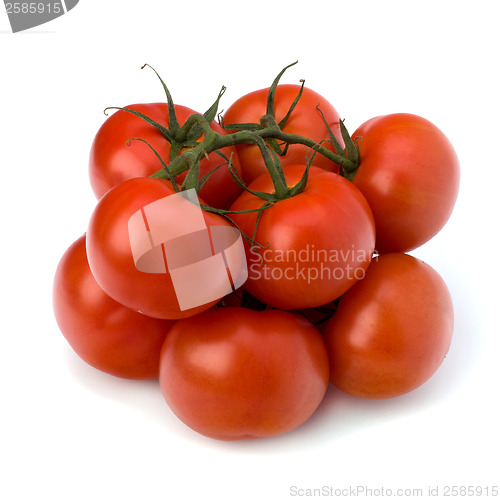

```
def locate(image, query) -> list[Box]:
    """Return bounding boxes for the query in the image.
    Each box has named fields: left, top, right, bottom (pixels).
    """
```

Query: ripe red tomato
left=229, top=165, right=376, bottom=310
left=53, top=235, right=174, bottom=379
left=89, top=103, right=242, bottom=209
left=323, top=253, right=454, bottom=399
left=223, top=84, right=344, bottom=184
left=351, top=113, right=460, bottom=253
left=159, top=307, right=330, bottom=440
left=86, top=177, right=236, bottom=319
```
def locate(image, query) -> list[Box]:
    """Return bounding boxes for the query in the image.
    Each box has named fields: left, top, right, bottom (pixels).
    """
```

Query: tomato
left=89, top=103, right=242, bottom=209
left=351, top=113, right=460, bottom=253
left=229, top=165, right=376, bottom=310
left=159, top=307, right=329, bottom=440
left=223, top=84, right=344, bottom=184
left=53, top=235, right=174, bottom=379
left=86, top=177, right=238, bottom=320
left=323, top=253, right=454, bottom=399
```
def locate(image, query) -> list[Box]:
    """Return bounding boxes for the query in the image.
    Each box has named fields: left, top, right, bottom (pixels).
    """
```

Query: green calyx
left=103, top=61, right=362, bottom=206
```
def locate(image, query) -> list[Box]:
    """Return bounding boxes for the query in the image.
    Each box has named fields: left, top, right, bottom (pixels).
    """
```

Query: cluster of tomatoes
left=53, top=64, right=460, bottom=441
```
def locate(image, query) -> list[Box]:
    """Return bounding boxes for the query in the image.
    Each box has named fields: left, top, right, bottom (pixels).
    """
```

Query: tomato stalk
left=148, top=112, right=346, bottom=199
left=109, top=62, right=363, bottom=203
left=315, top=107, right=360, bottom=181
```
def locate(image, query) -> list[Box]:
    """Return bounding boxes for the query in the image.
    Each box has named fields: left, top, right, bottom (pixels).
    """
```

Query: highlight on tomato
left=159, top=307, right=330, bottom=440
left=323, top=253, right=454, bottom=399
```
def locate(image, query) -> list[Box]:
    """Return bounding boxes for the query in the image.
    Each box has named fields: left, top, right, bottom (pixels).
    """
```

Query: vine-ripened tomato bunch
left=53, top=62, right=459, bottom=441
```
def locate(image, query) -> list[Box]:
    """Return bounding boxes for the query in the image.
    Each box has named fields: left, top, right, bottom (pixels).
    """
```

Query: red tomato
left=86, top=177, right=235, bottom=319
left=351, top=113, right=460, bottom=253
left=159, top=307, right=329, bottom=440
left=89, top=103, right=242, bottom=209
left=53, top=235, right=174, bottom=379
left=323, top=253, right=454, bottom=399
left=229, top=166, right=376, bottom=310
left=223, top=85, right=344, bottom=184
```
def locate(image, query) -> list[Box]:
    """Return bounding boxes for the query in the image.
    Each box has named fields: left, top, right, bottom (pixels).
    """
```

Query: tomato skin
left=53, top=235, right=174, bottom=379
left=223, top=85, right=344, bottom=183
left=86, top=177, right=232, bottom=320
left=323, top=253, right=454, bottom=399
left=89, top=103, right=242, bottom=209
left=159, top=307, right=329, bottom=440
left=351, top=113, right=460, bottom=253
left=229, top=166, right=376, bottom=310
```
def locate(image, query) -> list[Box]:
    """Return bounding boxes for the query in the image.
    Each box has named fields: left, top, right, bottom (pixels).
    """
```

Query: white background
left=1, top=1, right=499, bottom=499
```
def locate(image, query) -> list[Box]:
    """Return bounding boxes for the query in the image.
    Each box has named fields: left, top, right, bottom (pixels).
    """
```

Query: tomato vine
left=105, top=61, right=360, bottom=204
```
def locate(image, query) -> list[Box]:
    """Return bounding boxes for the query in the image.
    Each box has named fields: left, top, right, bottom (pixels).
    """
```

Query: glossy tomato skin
left=351, top=113, right=460, bottom=253
left=53, top=235, right=174, bottom=379
left=229, top=166, right=376, bottom=310
left=323, top=253, right=454, bottom=399
left=159, top=307, right=330, bottom=440
left=86, top=177, right=233, bottom=320
left=89, top=103, right=242, bottom=209
left=223, top=85, right=344, bottom=184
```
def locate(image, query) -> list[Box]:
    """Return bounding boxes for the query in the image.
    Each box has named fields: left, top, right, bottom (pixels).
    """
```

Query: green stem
left=118, top=63, right=361, bottom=197
left=151, top=117, right=357, bottom=187
left=258, top=114, right=357, bottom=172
